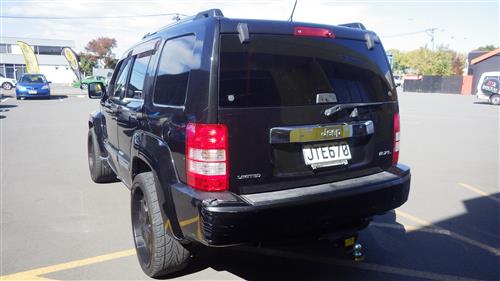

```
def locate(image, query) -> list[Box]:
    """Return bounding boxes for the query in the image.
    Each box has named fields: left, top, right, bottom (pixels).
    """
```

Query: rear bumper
left=171, top=164, right=411, bottom=246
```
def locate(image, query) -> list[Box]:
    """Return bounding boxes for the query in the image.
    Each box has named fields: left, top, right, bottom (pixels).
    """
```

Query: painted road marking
left=3, top=210, right=498, bottom=280
left=1, top=98, right=9, bottom=102
left=396, top=210, right=500, bottom=256
left=0, top=249, right=135, bottom=280
left=237, top=246, right=486, bottom=281
left=458, top=183, right=500, bottom=204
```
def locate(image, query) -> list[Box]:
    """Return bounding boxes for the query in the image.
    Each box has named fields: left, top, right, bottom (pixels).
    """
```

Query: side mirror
left=88, top=82, right=106, bottom=99
left=47, top=81, right=52, bottom=84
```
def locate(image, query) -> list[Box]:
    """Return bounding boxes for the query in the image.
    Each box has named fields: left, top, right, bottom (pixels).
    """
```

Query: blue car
left=15, top=74, right=51, bottom=99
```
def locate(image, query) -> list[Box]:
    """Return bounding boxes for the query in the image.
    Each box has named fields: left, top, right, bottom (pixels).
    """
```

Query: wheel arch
left=88, top=110, right=107, bottom=156
left=130, top=131, right=185, bottom=241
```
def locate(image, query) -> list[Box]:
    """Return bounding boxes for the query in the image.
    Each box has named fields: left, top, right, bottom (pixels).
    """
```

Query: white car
left=393, top=75, right=404, bottom=87
left=476, top=71, right=500, bottom=105
left=0, top=74, right=17, bottom=90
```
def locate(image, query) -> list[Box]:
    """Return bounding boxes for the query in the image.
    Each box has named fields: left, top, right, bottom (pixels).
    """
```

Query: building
left=467, top=48, right=500, bottom=94
left=0, top=37, right=76, bottom=83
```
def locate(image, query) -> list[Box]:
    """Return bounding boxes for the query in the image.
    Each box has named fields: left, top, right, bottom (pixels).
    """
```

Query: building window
left=36, top=45, right=63, bottom=55
left=5, top=64, right=15, bottom=79
left=15, top=65, right=26, bottom=80
left=0, top=64, right=27, bottom=80
left=0, top=44, right=12, bottom=54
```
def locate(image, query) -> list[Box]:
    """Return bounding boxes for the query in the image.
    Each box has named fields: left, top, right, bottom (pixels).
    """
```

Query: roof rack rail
left=339, top=22, right=366, bottom=30
left=143, top=9, right=224, bottom=39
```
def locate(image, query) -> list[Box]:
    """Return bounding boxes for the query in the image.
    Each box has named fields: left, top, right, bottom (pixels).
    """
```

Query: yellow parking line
left=5, top=217, right=201, bottom=280
left=458, top=183, right=500, bottom=204
left=0, top=249, right=135, bottom=280
left=396, top=210, right=500, bottom=256
left=395, top=210, right=433, bottom=226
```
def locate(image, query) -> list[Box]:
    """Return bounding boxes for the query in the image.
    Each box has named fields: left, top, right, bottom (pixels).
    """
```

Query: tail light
left=186, top=123, right=228, bottom=191
left=294, top=26, right=334, bottom=38
left=392, top=113, right=400, bottom=165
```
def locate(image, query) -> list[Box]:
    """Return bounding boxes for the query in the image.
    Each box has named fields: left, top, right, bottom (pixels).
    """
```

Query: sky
left=0, top=0, right=499, bottom=57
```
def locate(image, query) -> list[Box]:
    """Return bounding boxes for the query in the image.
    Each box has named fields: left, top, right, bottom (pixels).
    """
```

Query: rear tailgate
left=217, top=27, right=397, bottom=195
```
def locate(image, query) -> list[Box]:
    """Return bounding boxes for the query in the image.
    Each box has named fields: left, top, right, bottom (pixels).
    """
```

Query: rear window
left=219, top=34, right=393, bottom=107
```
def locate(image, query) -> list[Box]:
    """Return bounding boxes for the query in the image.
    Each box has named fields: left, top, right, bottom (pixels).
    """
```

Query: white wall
left=10, top=45, right=22, bottom=55
left=39, top=65, right=76, bottom=84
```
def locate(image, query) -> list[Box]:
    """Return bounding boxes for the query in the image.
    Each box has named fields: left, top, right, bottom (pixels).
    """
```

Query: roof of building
left=471, top=48, right=500, bottom=65
left=0, top=53, right=69, bottom=66
left=0, top=36, right=75, bottom=48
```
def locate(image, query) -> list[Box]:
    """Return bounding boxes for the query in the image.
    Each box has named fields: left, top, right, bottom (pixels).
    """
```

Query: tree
left=84, top=37, right=117, bottom=69
left=475, top=45, right=498, bottom=51
left=78, top=52, right=97, bottom=76
left=389, top=47, right=465, bottom=76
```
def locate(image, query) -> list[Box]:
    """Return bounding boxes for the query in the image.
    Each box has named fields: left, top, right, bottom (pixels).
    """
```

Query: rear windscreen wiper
left=324, top=102, right=384, bottom=117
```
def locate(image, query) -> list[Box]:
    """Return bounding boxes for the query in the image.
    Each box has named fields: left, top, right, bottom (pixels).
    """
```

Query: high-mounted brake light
left=294, top=26, right=335, bottom=38
left=392, top=113, right=400, bottom=165
left=186, top=123, right=228, bottom=191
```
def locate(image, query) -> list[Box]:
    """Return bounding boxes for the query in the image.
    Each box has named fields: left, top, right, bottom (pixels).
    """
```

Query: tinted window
left=126, top=54, right=151, bottom=99
left=484, top=76, right=500, bottom=80
left=153, top=35, right=197, bottom=106
left=112, top=59, right=131, bottom=98
left=219, top=34, right=392, bottom=107
left=36, top=46, right=63, bottom=55
left=0, top=44, right=11, bottom=54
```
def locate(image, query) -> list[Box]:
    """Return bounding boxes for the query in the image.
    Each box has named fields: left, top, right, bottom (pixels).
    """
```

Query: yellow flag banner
left=62, top=47, right=81, bottom=81
left=17, top=41, right=40, bottom=74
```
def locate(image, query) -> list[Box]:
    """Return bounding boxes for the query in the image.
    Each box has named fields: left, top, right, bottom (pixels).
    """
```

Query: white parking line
left=1, top=97, right=9, bottom=102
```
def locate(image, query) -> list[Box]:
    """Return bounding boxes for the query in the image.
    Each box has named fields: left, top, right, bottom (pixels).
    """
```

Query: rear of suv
left=86, top=9, right=410, bottom=278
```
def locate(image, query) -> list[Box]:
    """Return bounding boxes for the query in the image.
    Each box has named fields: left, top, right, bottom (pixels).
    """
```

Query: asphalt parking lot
left=1, top=89, right=499, bottom=280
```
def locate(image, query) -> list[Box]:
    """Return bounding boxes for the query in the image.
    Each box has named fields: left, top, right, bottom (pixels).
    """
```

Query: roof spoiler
left=195, top=9, right=224, bottom=19
left=338, top=22, right=366, bottom=30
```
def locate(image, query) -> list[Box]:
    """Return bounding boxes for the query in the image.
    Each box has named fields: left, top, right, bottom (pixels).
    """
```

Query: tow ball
left=343, top=236, right=365, bottom=261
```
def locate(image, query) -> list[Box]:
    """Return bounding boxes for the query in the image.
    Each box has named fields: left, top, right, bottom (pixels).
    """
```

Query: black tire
left=490, top=94, right=500, bottom=105
left=16, top=97, right=20, bottom=100
left=2, top=82, right=13, bottom=90
left=87, top=130, right=117, bottom=183
left=131, top=172, right=190, bottom=277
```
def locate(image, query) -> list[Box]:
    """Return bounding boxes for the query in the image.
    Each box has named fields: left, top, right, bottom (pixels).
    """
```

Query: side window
left=112, top=59, right=131, bottom=99
left=126, top=53, right=151, bottom=99
left=153, top=35, right=197, bottom=106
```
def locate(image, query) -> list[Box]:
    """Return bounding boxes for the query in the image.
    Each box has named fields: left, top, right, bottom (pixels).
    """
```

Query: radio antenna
left=288, top=0, right=298, bottom=22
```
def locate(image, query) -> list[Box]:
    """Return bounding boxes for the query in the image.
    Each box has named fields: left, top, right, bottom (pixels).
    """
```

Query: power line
left=382, top=27, right=439, bottom=50
left=0, top=13, right=187, bottom=20
left=382, top=28, right=436, bottom=38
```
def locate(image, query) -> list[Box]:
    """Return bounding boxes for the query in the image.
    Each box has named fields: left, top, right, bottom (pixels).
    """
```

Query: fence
left=403, top=76, right=464, bottom=94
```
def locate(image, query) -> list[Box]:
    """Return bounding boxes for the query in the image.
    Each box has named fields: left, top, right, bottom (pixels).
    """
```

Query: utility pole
left=425, top=28, right=438, bottom=50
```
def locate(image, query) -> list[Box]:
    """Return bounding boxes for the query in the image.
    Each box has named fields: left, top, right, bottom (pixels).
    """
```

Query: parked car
left=86, top=9, right=411, bottom=277
left=73, top=75, right=107, bottom=89
left=475, top=71, right=500, bottom=105
left=0, top=74, right=17, bottom=90
left=15, top=74, right=51, bottom=99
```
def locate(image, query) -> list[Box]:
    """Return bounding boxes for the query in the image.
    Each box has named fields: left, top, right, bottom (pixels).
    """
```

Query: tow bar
left=343, top=235, right=365, bottom=261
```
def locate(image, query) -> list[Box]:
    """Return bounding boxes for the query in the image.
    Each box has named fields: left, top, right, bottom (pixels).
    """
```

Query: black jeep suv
left=87, top=9, right=411, bottom=277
